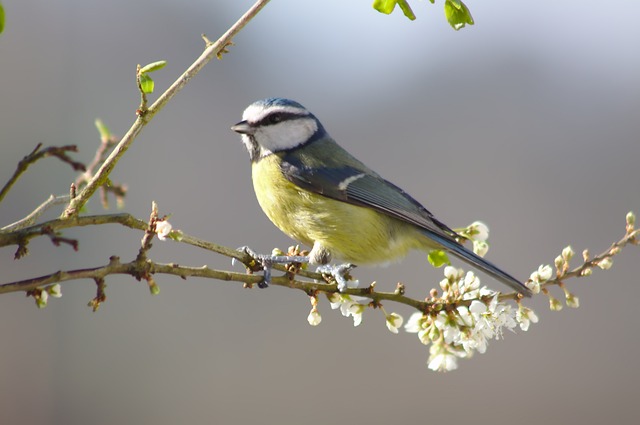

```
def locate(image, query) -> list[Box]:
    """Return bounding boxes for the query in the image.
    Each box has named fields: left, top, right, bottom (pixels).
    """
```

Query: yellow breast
left=251, top=155, right=422, bottom=264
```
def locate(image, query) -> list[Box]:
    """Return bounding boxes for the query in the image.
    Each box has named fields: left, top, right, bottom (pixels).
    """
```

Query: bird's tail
left=422, top=229, right=532, bottom=297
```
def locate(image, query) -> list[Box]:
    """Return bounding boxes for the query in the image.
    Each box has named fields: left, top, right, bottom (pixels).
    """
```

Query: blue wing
left=279, top=153, right=460, bottom=244
left=279, top=150, right=531, bottom=296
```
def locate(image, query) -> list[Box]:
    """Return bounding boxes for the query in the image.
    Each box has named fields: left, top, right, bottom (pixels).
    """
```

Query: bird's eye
left=267, top=113, right=284, bottom=125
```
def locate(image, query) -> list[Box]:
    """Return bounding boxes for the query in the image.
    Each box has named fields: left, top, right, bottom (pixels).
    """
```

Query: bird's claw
left=235, top=246, right=272, bottom=287
left=235, top=246, right=310, bottom=288
left=316, top=263, right=355, bottom=292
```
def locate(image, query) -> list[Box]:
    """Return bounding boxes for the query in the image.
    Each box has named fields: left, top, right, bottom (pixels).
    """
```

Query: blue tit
left=231, top=98, right=531, bottom=296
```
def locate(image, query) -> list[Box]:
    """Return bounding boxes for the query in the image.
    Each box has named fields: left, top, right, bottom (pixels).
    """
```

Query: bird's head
left=231, top=98, right=325, bottom=161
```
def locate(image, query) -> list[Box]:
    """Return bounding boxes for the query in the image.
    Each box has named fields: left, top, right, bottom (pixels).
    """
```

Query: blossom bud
left=562, top=246, right=574, bottom=262
left=597, top=258, right=613, bottom=270
left=626, top=211, right=636, bottom=228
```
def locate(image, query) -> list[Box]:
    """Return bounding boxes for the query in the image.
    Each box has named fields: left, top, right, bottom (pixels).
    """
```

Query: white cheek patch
left=257, top=118, right=318, bottom=155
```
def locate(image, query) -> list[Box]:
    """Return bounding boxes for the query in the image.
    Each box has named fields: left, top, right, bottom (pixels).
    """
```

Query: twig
left=544, top=228, right=639, bottom=288
left=1, top=194, right=70, bottom=232
left=60, top=0, right=272, bottom=219
left=74, top=119, right=127, bottom=209
left=0, top=213, right=148, bottom=259
left=0, top=143, right=85, bottom=204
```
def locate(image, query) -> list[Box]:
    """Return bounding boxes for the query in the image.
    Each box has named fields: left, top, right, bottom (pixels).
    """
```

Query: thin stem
left=60, top=0, right=272, bottom=219
left=0, top=144, right=85, bottom=204
left=1, top=194, right=70, bottom=232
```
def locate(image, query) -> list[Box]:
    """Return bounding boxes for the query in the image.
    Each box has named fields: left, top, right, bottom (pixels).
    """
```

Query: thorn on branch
left=70, top=182, right=77, bottom=199
left=201, top=33, right=213, bottom=47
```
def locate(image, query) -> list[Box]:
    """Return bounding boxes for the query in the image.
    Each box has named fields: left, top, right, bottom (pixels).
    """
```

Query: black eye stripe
left=255, top=112, right=306, bottom=127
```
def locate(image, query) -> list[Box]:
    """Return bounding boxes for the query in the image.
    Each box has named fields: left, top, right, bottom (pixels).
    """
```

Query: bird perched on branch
left=231, top=97, right=531, bottom=297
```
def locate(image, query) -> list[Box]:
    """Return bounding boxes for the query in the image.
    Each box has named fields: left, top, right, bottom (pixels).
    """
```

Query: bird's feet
left=316, top=263, right=356, bottom=292
left=236, top=246, right=310, bottom=288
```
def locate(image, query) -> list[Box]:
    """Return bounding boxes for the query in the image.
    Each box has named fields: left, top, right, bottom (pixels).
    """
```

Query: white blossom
left=516, top=305, right=539, bottom=331
left=47, top=284, right=62, bottom=298
left=404, top=312, right=424, bottom=333
left=327, top=293, right=365, bottom=326
left=155, top=220, right=173, bottom=241
left=460, top=271, right=481, bottom=298
left=307, top=308, right=322, bottom=326
left=468, top=221, right=489, bottom=242
left=428, top=347, right=458, bottom=372
left=427, top=341, right=465, bottom=372
left=597, top=258, right=613, bottom=270
left=473, top=240, right=489, bottom=257
left=36, top=289, right=49, bottom=309
left=528, top=264, right=553, bottom=294
left=444, top=266, right=463, bottom=283
left=385, top=313, right=403, bottom=334
left=406, top=265, right=538, bottom=371
left=549, top=296, right=563, bottom=311
left=565, top=293, right=580, bottom=308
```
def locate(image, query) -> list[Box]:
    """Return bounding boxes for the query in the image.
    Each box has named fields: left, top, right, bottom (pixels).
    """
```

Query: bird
left=231, top=98, right=531, bottom=296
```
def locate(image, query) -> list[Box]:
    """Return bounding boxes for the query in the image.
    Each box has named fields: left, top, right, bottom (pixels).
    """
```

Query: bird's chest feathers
left=251, top=156, right=320, bottom=245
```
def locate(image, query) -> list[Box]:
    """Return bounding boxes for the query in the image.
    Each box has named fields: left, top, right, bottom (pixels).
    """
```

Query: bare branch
left=1, top=194, right=70, bottom=232
left=0, top=213, right=148, bottom=259
left=0, top=143, right=85, bottom=204
left=61, top=0, right=272, bottom=219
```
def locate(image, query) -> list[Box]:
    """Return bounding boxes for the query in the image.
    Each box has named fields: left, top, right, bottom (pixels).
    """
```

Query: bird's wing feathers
left=279, top=155, right=460, bottom=245
left=279, top=147, right=531, bottom=296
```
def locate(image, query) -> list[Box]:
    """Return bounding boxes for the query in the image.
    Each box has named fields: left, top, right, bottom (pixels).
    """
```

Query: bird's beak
left=231, top=120, right=255, bottom=135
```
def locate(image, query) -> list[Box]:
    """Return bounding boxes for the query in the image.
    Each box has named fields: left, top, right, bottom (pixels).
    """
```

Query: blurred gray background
left=1, top=1, right=639, bottom=424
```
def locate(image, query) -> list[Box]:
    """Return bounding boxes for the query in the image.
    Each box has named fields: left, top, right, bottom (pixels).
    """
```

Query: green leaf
left=428, top=250, right=451, bottom=268
left=444, top=0, right=474, bottom=30
left=94, top=119, right=111, bottom=141
left=397, top=1, right=416, bottom=20
left=372, top=0, right=416, bottom=21
left=0, top=3, right=5, bottom=34
left=372, top=0, right=397, bottom=15
left=139, top=73, right=155, bottom=94
left=139, top=60, right=167, bottom=74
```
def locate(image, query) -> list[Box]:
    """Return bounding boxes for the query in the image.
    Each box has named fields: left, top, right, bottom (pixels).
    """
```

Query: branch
left=0, top=250, right=426, bottom=314
left=2, top=202, right=637, bottom=372
left=0, top=213, right=147, bottom=259
left=1, top=194, right=70, bottom=232
left=73, top=119, right=127, bottom=210
left=0, top=143, right=85, bottom=203
left=1, top=207, right=637, bottom=315
left=545, top=227, right=638, bottom=288
left=60, top=0, right=272, bottom=218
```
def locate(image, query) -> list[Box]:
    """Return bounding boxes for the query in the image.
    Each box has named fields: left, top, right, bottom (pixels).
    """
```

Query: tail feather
left=424, top=230, right=532, bottom=297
